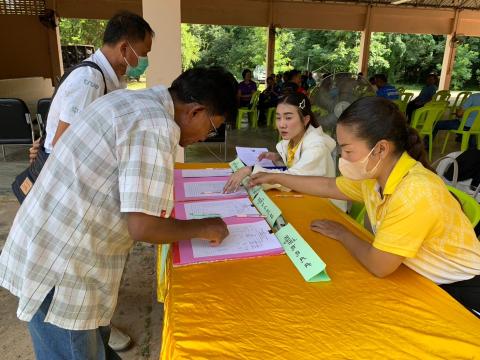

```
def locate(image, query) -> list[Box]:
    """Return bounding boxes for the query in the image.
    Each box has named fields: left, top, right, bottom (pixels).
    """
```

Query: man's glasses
left=207, top=117, right=218, bottom=138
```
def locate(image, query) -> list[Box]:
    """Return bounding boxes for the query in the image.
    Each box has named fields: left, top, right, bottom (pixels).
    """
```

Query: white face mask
left=338, top=145, right=382, bottom=180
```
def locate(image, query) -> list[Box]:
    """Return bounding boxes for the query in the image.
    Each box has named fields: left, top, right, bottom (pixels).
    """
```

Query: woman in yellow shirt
left=250, top=96, right=480, bottom=316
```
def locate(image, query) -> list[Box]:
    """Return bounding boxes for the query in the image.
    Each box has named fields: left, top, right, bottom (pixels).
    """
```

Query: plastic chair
left=36, top=97, right=52, bottom=138
left=447, top=185, right=480, bottom=227
left=432, top=152, right=480, bottom=201
left=411, top=105, right=446, bottom=161
left=394, top=92, right=414, bottom=114
left=448, top=91, right=471, bottom=120
left=235, top=91, right=260, bottom=129
left=349, top=202, right=366, bottom=227
left=266, top=107, right=276, bottom=128
left=0, top=98, right=34, bottom=159
left=432, top=90, right=451, bottom=103
left=441, top=106, right=480, bottom=154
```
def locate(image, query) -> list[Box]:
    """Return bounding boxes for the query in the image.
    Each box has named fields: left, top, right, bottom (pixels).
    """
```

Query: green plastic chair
left=394, top=92, right=414, bottom=114
left=236, top=91, right=260, bottom=129
left=432, top=90, right=451, bottom=103
left=448, top=91, right=471, bottom=120
left=441, top=106, right=480, bottom=154
left=424, top=100, right=449, bottom=108
left=411, top=105, right=446, bottom=161
left=447, top=185, right=480, bottom=227
left=266, top=107, right=277, bottom=128
left=349, top=202, right=366, bottom=226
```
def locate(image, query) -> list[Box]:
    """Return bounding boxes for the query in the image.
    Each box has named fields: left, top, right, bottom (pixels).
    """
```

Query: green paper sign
left=241, top=176, right=262, bottom=199
left=229, top=158, right=245, bottom=172
left=252, top=190, right=282, bottom=227
left=275, top=224, right=330, bottom=282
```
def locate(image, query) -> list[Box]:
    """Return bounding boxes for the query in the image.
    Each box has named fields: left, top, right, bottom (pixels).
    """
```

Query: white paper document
left=235, top=146, right=275, bottom=167
left=183, top=198, right=260, bottom=219
left=191, top=222, right=282, bottom=258
left=182, top=169, right=232, bottom=178
left=184, top=181, right=247, bottom=198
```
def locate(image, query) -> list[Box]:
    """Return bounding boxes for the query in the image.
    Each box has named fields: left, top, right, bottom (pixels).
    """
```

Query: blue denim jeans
left=28, top=289, right=121, bottom=360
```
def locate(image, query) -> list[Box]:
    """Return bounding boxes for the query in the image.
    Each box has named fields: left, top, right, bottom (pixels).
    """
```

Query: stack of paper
left=235, top=146, right=275, bottom=168
left=172, top=219, right=284, bottom=266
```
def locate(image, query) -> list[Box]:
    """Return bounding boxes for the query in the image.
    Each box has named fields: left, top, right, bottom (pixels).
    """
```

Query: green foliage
left=181, top=24, right=201, bottom=71
left=59, top=18, right=107, bottom=49
left=58, top=17, right=480, bottom=88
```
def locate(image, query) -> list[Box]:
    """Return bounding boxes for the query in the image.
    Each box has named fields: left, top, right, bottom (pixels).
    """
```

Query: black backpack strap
left=52, top=60, right=108, bottom=100
left=41, top=61, right=108, bottom=144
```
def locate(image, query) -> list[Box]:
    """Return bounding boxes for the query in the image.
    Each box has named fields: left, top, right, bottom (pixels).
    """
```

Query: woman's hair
left=337, top=96, right=432, bottom=170
left=278, top=93, right=319, bottom=128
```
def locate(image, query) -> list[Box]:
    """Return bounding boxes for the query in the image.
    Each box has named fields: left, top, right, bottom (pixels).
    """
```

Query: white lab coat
left=253, top=125, right=346, bottom=210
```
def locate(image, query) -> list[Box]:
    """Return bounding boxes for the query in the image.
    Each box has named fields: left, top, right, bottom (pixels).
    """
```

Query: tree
left=59, top=18, right=107, bottom=49
left=181, top=24, right=201, bottom=71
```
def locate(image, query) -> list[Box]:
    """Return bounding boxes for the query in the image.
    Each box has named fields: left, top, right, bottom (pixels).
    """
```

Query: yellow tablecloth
left=159, top=163, right=480, bottom=359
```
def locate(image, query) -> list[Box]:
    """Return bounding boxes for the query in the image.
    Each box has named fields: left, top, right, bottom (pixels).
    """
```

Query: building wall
left=0, top=15, right=53, bottom=80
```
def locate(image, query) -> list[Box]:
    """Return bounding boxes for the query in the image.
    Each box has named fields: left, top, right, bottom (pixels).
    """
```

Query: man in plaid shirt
left=0, top=67, right=237, bottom=359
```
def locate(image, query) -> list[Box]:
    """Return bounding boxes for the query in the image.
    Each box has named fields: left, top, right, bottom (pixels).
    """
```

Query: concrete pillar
left=143, top=0, right=184, bottom=162
left=266, top=25, right=276, bottom=77
left=439, top=10, right=460, bottom=90
left=358, top=5, right=372, bottom=76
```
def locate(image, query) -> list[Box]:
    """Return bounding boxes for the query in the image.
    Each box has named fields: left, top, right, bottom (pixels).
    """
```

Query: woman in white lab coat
left=224, top=93, right=337, bottom=193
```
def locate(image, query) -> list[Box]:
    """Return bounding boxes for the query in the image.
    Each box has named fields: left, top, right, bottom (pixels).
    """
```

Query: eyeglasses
left=207, top=117, right=218, bottom=138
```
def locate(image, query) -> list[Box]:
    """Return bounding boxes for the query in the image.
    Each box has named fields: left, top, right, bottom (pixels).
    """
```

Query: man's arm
left=127, top=212, right=229, bottom=245
left=51, top=120, right=70, bottom=147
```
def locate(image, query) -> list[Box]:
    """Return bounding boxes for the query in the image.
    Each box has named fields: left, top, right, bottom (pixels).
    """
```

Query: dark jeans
left=406, top=101, right=423, bottom=121
left=28, top=289, right=121, bottom=360
left=440, top=275, right=480, bottom=318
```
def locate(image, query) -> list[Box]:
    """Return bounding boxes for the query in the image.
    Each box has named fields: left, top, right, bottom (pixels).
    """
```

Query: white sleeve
left=59, top=67, right=106, bottom=125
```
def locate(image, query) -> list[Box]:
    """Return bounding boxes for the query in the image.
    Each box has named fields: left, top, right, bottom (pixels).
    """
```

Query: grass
left=127, top=80, right=147, bottom=90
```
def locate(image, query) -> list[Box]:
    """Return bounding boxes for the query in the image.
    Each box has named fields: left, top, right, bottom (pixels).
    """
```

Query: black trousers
left=440, top=274, right=480, bottom=318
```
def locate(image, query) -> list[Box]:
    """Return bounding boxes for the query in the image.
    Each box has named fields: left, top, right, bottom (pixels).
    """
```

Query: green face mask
left=125, top=42, right=149, bottom=78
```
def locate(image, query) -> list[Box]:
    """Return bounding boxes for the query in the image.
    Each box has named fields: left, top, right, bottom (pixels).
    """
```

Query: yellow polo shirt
left=336, top=152, right=480, bottom=284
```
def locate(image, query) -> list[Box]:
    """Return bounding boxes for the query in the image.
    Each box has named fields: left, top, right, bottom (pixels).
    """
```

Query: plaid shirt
left=0, top=86, right=179, bottom=330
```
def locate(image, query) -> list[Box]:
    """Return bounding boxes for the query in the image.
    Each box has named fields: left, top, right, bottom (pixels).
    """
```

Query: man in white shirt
left=31, top=10, right=153, bottom=157
left=1, top=66, right=238, bottom=359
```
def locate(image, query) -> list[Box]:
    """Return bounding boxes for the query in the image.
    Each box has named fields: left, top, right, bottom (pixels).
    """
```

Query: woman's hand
left=249, top=172, right=279, bottom=187
left=223, top=166, right=252, bottom=193
left=310, top=219, right=351, bottom=242
left=258, top=151, right=281, bottom=163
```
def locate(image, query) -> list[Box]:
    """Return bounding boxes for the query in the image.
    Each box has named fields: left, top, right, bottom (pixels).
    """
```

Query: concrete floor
left=0, top=125, right=459, bottom=359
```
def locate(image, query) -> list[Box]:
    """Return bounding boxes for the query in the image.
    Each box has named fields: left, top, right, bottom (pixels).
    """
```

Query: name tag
left=229, top=157, right=245, bottom=172
left=252, top=190, right=282, bottom=227
left=275, top=224, right=330, bottom=282
left=241, top=176, right=261, bottom=199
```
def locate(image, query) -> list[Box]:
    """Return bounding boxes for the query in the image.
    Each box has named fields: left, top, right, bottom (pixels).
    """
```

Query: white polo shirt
left=44, top=49, right=125, bottom=153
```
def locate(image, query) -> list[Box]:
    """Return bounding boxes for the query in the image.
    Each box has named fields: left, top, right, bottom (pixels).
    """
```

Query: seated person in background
left=369, top=76, right=378, bottom=92
left=375, top=74, right=399, bottom=100
left=238, top=68, right=257, bottom=107
left=406, top=73, right=438, bottom=120
left=306, top=71, right=317, bottom=89
left=224, top=93, right=343, bottom=209
left=282, top=69, right=307, bottom=96
left=275, top=73, right=284, bottom=93
left=433, top=92, right=480, bottom=149
left=250, top=96, right=480, bottom=317
left=258, top=75, right=280, bottom=124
